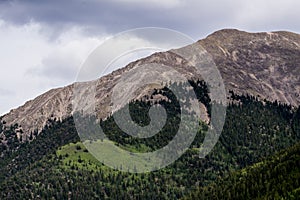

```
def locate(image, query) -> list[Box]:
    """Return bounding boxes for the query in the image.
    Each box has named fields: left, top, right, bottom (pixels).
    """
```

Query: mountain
left=1, top=29, right=300, bottom=141
left=1, top=29, right=300, bottom=199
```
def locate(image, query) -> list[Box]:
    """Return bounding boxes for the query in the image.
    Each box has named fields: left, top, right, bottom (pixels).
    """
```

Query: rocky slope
left=1, top=29, right=300, bottom=139
left=199, top=29, right=300, bottom=105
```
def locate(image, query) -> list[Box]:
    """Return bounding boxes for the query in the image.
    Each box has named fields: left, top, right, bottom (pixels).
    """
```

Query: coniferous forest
left=0, top=80, right=299, bottom=199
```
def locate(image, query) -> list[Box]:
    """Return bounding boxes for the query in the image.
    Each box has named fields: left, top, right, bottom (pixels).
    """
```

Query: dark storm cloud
left=0, top=0, right=170, bottom=28
left=0, top=0, right=248, bottom=39
left=1, top=0, right=300, bottom=40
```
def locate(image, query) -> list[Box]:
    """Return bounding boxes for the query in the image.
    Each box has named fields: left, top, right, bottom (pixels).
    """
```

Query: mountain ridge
left=1, top=28, right=300, bottom=140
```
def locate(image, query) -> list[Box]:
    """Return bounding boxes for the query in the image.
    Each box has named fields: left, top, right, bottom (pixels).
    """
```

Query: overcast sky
left=0, top=0, right=299, bottom=115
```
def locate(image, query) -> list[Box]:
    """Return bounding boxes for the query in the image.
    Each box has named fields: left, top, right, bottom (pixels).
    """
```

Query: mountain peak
left=1, top=29, right=300, bottom=139
left=206, top=28, right=248, bottom=37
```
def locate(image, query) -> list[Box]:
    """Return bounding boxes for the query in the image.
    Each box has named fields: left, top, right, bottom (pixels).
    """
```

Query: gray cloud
left=27, top=59, right=77, bottom=81
left=0, top=88, right=14, bottom=96
left=1, top=0, right=299, bottom=40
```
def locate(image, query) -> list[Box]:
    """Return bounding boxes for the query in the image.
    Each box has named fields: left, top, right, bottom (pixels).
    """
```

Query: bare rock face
left=2, top=86, right=74, bottom=137
left=1, top=29, right=300, bottom=140
left=199, top=29, right=300, bottom=105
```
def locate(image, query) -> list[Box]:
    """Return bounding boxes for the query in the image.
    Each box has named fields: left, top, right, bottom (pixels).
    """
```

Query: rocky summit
left=1, top=29, right=300, bottom=140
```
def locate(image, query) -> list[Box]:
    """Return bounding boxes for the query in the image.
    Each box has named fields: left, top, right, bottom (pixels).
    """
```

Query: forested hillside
left=0, top=80, right=299, bottom=199
left=184, top=141, right=300, bottom=199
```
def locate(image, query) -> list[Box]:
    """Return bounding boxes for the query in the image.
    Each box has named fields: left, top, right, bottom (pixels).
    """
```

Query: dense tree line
left=184, top=141, right=300, bottom=200
left=0, top=117, right=79, bottom=181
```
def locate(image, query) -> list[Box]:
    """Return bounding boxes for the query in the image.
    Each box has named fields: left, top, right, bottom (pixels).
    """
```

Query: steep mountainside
left=1, top=29, right=300, bottom=139
left=199, top=29, right=300, bottom=105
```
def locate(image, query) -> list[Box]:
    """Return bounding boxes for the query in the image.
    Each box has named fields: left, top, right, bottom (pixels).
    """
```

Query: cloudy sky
left=0, top=0, right=299, bottom=115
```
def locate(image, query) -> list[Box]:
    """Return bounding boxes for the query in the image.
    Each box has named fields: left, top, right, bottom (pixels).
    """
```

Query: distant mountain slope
left=1, top=29, right=300, bottom=140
